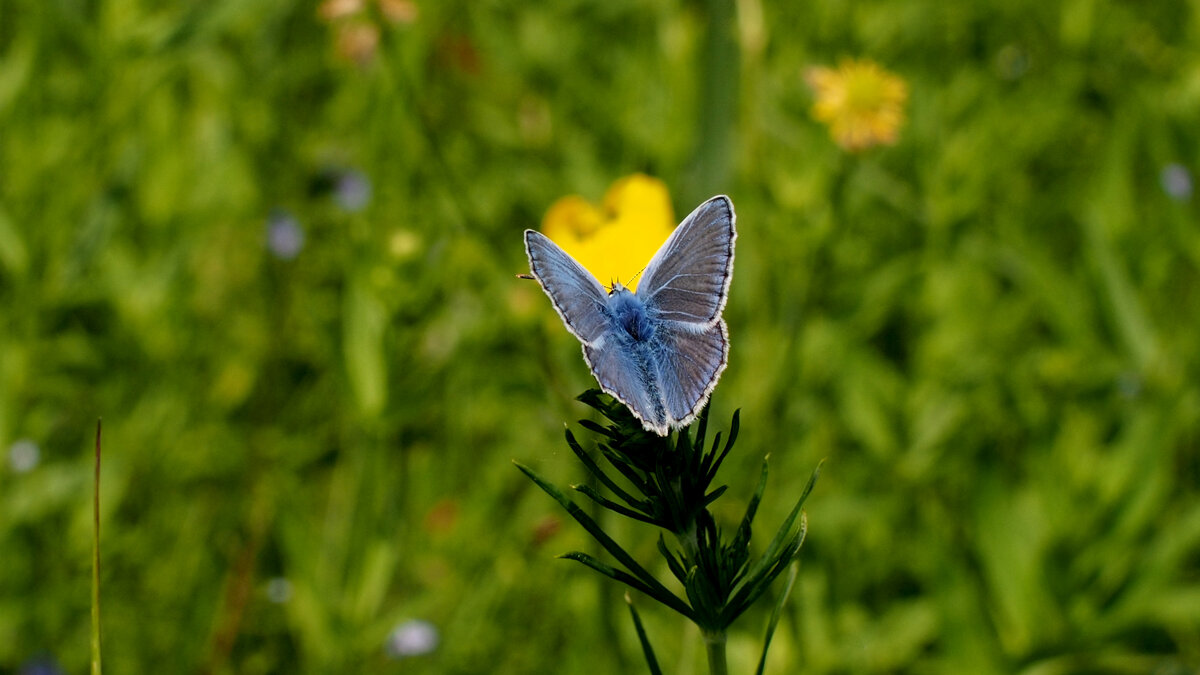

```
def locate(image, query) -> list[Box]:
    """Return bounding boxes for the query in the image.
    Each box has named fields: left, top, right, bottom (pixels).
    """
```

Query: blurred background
left=2, top=0, right=1200, bottom=672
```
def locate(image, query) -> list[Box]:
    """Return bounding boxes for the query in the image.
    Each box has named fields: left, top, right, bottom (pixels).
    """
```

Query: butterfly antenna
left=628, top=265, right=648, bottom=287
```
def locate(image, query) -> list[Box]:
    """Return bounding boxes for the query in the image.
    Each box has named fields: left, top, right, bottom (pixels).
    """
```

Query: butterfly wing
left=525, top=230, right=610, bottom=344
left=583, top=343, right=669, bottom=435
left=527, top=229, right=666, bottom=431
left=637, top=195, right=736, bottom=430
left=653, top=320, right=729, bottom=429
left=637, top=195, right=736, bottom=327
left=527, top=195, right=736, bottom=436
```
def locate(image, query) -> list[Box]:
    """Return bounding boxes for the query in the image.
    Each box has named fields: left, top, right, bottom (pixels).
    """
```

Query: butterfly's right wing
left=653, top=320, right=729, bottom=429
left=525, top=230, right=610, bottom=344
left=637, top=196, right=736, bottom=328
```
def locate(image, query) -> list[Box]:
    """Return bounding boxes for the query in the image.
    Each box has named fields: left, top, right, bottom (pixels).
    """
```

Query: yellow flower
left=540, top=174, right=675, bottom=291
left=805, top=58, right=908, bottom=152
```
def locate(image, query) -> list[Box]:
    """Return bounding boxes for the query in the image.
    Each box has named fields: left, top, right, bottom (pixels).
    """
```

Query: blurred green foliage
left=2, top=0, right=1199, bottom=673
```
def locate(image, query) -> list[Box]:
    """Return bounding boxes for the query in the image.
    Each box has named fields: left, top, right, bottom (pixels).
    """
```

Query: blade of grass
left=559, top=552, right=670, bottom=603
left=727, top=514, right=807, bottom=622
left=732, top=457, right=770, bottom=555
left=625, top=592, right=663, bottom=675
left=572, top=484, right=658, bottom=525
left=755, top=562, right=800, bottom=675
left=732, top=462, right=821, bottom=599
left=703, top=411, right=740, bottom=484
left=515, top=462, right=695, bottom=619
left=565, top=430, right=646, bottom=511
left=657, top=535, right=689, bottom=583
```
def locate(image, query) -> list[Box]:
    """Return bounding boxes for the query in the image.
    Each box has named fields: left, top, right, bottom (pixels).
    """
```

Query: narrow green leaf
left=685, top=428, right=705, bottom=479
left=343, top=275, right=388, bottom=416
left=701, top=484, right=729, bottom=508
left=724, top=461, right=820, bottom=598
left=577, top=419, right=615, bottom=438
left=683, top=567, right=709, bottom=623
left=704, top=410, right=740, bottom=483
left=566, top=430, right=646, bottom=512
left=736, top=462, right=821, bottom=596
left=559, top=552, right=673, bottom=606
left=699, top=431, right=723, bottom=478
left=727, top=519, right=807, bottom=622
left=626, top=593, right=664, bottom=675
left=657, top=535, right=688, bottom=583
left=515, top=462, right=695, bottom=619
left=572, top=484, right=657, bottom=525
left=755, top=562, right=800, bottom=675
left=713, top=411, right=741, bottom=473
left=684, top=562, right=725, bottom=631
left=653, top=460, right=686, bottom=531
left=733, top=458, right=770, bottom=555
left=599, top=447, right=654, bottom=493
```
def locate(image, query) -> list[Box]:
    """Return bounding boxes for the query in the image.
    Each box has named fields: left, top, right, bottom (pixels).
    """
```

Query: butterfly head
left=606, top=285, right=655, bottom=342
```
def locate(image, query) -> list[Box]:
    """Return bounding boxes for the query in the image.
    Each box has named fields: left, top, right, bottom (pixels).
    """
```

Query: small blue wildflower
left=266, top=209, right=305, bottom=260
left=334, top=169, right=372, bottom=212
left=19, top=654, right=64, bottom=675
left=1117, top=372, right=1142, bottom=400
left=994, top=44, right=1029, bottom=80
left=266, top=577, right=292, bottom=604
left=1161, top=163, right=1193, bottom=202
left=8, top=439, right=40, bottom=474
left=386, top=619, right=439, bottom=658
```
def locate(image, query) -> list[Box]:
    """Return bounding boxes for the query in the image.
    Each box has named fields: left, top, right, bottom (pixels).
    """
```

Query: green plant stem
left=704, top=630, right=728, bottom=675
left=678, top=519, right=700, bottom=559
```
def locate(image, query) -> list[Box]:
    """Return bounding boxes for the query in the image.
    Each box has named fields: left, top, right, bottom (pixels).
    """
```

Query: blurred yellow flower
left=806, top=58, right=908, bottom=152
left=540, top=174, right=675, bottom=292
left=388, top=229, right=421, bottom=260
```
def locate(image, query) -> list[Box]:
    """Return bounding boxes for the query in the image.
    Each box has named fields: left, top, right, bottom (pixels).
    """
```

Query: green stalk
left=687, top=0, right=739, bottom=206
left=704, top=630, right=728, bottom=675
left=678, top=519, right=701, bottom=560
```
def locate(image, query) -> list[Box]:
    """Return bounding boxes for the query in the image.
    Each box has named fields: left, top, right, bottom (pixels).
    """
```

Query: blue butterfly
left=525, top=195, right=736, bottom=435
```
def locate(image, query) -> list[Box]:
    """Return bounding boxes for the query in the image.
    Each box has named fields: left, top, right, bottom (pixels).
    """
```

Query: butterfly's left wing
left=637, top=195, right=736, bottom=328
left=653, top=320, right=729, bottom=429
left=525, top=230, right=610, bottom=345
left=527, top=229, right=672, bottom=434
left=584, top=343, right=669, bottom=435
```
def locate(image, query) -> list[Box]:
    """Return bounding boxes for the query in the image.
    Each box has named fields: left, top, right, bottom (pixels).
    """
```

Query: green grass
left=2, top=0, right=1200, bottom=672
